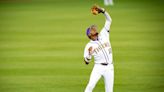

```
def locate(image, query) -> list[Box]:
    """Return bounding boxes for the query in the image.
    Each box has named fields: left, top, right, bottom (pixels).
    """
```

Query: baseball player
left=83, top=5, right=114, bottom=92
left=104, top=0, right=114, bottom=6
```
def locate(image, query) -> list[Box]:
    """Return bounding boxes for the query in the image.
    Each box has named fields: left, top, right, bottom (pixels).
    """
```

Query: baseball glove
left=91, top=5, right=105, bottom=15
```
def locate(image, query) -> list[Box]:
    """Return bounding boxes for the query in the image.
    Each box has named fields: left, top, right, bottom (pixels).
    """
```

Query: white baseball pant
left=84, top=64, right=114, bottom=92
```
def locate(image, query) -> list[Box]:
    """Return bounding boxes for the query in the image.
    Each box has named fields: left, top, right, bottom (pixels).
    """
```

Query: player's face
left=90, top=28, right=98, bottom=41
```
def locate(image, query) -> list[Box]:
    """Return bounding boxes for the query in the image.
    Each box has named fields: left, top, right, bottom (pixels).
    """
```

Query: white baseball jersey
left=84, top=12, right=112, bottom=64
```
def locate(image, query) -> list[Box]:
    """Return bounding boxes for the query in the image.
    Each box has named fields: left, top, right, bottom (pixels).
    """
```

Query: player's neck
left=91, top=38, right=98, bottom=41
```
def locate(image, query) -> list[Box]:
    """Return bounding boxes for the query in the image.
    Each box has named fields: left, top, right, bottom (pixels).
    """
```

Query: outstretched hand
left=91, top=5, right=105, bottom=15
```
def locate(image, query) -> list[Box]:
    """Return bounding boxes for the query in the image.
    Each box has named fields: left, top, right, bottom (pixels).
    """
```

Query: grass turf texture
left=0, top=0, right=164, bottom=92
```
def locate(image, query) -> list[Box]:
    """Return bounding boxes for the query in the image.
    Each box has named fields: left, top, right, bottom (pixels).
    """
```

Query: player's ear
left=87, top=34, right=91, bottom=39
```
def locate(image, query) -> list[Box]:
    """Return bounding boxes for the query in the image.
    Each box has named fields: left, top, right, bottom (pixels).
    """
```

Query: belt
left=100, top=63, right=108, bottom=66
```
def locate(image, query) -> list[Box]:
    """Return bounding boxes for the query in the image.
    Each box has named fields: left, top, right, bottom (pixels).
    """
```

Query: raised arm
left=103, top=11, right=112, bottom=31
left=91, top=5, right=112, bottom=31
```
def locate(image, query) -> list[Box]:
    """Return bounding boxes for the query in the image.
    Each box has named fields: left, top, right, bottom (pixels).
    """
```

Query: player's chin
left=92, top=36, right=98, bottom=41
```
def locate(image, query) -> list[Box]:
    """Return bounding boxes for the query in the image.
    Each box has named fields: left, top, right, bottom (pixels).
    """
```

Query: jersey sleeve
left=84, top=43, right=92, bottom=62
left=103, top=11, right=112, bottom=32
left=99, top=11, right=112, bottom=39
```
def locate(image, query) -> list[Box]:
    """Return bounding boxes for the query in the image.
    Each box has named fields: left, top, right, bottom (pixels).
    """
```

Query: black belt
left=100, top=63, right=108, bottom=65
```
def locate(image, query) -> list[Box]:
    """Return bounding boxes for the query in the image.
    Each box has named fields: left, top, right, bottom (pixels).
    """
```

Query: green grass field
left=0, top=0, right=164, bottom=92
